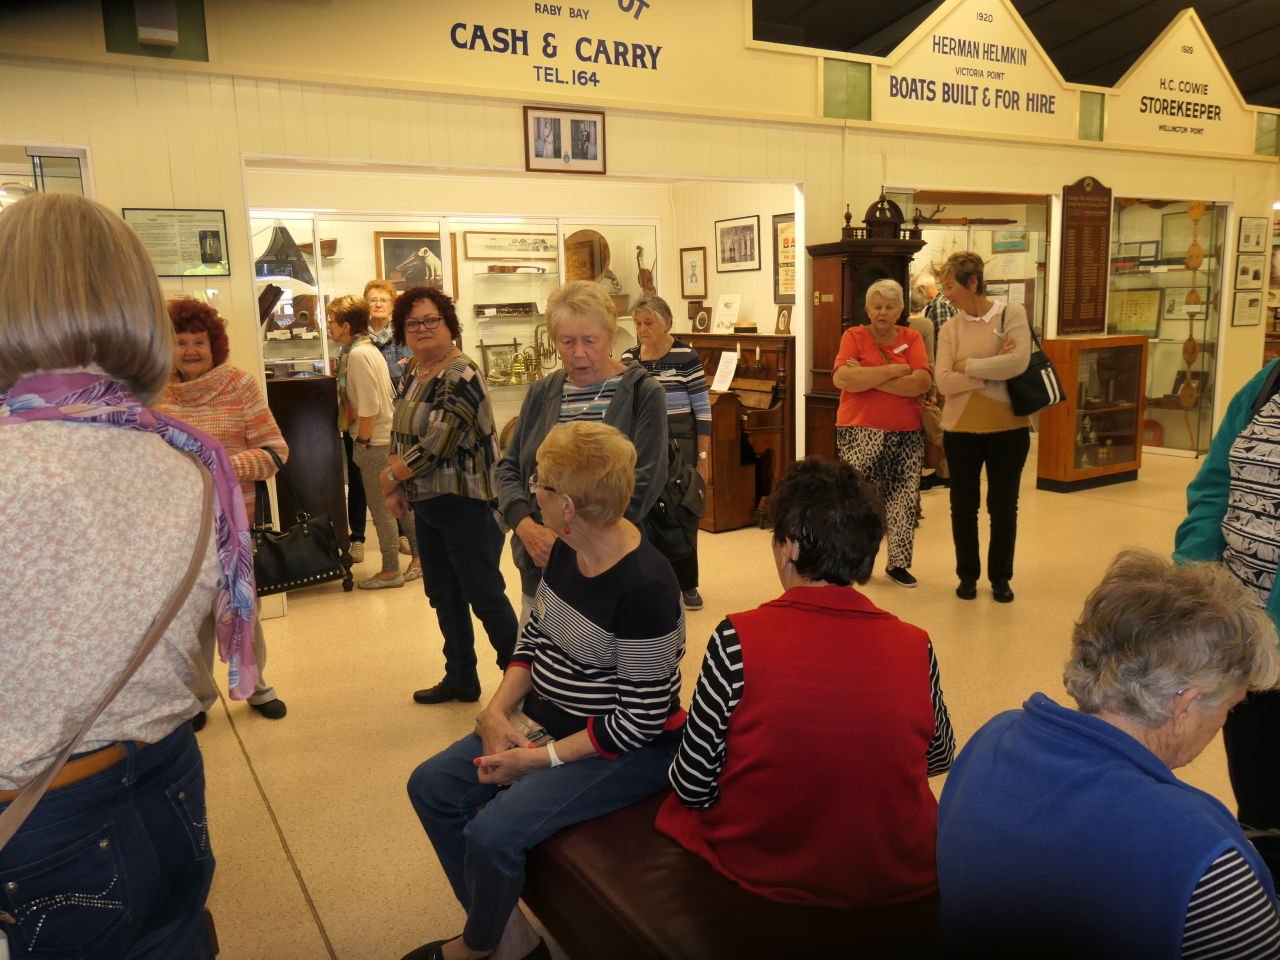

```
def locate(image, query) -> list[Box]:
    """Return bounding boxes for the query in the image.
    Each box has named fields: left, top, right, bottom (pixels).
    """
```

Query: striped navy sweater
left=512, top=537, right=685, bottom=757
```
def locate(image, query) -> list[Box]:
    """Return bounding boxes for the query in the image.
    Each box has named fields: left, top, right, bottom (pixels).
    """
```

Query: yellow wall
left=1, top=0, right=1277, bottom=428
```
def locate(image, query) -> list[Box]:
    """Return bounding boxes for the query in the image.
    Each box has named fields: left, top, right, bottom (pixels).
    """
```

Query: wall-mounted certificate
left=122, top=208, right=230, bottom=277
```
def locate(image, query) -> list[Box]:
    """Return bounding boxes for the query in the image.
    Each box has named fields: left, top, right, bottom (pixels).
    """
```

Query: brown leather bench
left=523, top=791, right=941, bottom=960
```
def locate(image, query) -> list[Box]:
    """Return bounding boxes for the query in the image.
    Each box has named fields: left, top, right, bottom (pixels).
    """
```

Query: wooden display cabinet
left=1036, top=335, right=1148, bottom=492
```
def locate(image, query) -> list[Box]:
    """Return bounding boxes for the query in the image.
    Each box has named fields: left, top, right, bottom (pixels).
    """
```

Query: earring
left=562, top=526, right=572, bottom=536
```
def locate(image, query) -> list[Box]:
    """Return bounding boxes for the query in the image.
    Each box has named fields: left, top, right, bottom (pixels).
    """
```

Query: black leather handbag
left=1005, top=323, right=1066, bottom=417
left=252, top=448, right=344, bottom=597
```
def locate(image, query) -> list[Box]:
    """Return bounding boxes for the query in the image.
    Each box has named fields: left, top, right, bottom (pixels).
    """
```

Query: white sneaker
left=349, top=541, right=365, bottom=563
left=399, top=536, right=412, bottom=556
left=404, top=564, right=423, bottom=582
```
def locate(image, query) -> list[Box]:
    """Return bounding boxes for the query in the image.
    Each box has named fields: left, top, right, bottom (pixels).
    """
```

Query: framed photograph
left=1236, top=254, right=1266, bottom=291
left=523, top=105, right=606, bottom=175
left=477, top=339, right=520, bottom=380
left=122, top=208, right=230, bottom=277
left=375, top=232, right=443, bottom=291
left=463, top=231, right=557, bottom=260
left=772, top=213, right=796, bottom=304
left=679, top=247, right=707, bottom=300
left=992, top=230, right=1029, bottom=253
left=1107, top=288, right=1162, bottom=338
left=715, top=215, right=761, bottom=273
left=775, top=305, right=792, bottom=335
left=1233, top=291, right=1264, bottom=327
left=1238, top=216, right=1269, bottom=253
left=1162, top=287, right=1198, bottom=320
left=692, top=309, right=711, bottom=333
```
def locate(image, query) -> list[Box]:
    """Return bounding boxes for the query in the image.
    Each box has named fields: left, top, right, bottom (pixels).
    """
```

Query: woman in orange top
left=832, top=279, right=933, bottom=587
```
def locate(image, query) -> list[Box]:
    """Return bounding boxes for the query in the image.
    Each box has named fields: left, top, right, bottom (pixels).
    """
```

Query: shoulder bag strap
left=0, top=454, right=214, bottom=851
left=259, top=445, right=307, bottom=524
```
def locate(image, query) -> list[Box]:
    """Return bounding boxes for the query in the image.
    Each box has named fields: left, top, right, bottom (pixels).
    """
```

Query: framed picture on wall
left=679, top=246, right=707, bottom=299
left=375, top=232, right=443, bottom=291
left=715, top=215, right=761, bottom=272
left=1233, top=291, right=1264, bottom=326
left=122, top=208, right=230, bottom=277
left=463, top=231, right=557, bottom=260
left=1236, top=254, right=1266, bottom=290
left=772, top=213, right=795, bottom=304
left=1238, top=216, right=1269, bottom=253
left=523, top=106, right=606, bottom=175
left=1107, top=288, right=1162, bottom=338
left=992, top=230, right=1029, bottom=253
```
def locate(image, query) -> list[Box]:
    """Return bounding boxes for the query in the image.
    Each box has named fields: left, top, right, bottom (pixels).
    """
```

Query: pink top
left=155, top=364, right=288, bottom=518
left=935, top=301, right=1032, bottom=433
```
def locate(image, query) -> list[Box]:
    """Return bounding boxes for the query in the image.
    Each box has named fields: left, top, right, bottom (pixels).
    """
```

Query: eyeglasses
left=405, top=315, right=443, bottom=332
left=367, top=297, right=393, bottom=306
left=528, top=474, right=556, bottom=495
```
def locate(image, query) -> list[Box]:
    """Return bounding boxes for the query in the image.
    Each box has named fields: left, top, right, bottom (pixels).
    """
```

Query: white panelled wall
left=1, top=52, right=1277, bottom=425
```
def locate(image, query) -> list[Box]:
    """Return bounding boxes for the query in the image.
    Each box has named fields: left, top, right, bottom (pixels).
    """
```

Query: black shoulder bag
left=252, top=448, right=345, bottom=596
left=1002, top=311, right=1066, bottom=417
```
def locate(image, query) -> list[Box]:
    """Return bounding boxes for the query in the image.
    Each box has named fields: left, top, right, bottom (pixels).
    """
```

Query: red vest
left=655, top=585, right=941, bottom=908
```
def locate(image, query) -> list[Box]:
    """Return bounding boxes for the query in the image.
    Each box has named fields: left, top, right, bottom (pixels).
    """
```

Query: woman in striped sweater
left=622, top=294, right=712, bottom=609
left=405, top=422, right=685, bottom=960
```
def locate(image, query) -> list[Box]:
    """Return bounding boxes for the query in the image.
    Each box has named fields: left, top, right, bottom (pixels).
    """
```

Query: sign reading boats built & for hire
left=872, top=0, right=1076, bottom=141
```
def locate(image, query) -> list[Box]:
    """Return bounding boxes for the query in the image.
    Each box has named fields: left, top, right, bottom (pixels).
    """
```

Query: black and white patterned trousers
left=836, top=425, right=924, bottom=570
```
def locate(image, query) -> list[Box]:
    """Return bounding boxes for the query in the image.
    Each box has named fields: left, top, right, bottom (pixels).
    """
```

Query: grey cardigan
left=495, top=365, right=669, bottom=595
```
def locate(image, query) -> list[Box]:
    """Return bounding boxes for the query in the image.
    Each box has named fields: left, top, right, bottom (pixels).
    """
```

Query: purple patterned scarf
left=0, top=371, right=259, bottom=699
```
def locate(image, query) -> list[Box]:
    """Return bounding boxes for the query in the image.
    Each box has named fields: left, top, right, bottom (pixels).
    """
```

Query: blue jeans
left=413, top=496, right=518, bottom=687
left=407, top=732, right=675, bottom=951
left=0, top=725, right=215, bottom=960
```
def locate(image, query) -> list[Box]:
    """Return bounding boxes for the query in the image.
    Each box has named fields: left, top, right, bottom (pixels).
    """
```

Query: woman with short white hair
left=831, top=278, right=932, bottom=587
left=938, top=549, right=1280, bottom=959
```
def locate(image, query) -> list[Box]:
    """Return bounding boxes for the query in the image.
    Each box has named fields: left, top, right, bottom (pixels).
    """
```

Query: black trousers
left=943, top=427, right=1030, bottom=583
left=1223, top=688, right=1280, bottom=829
left=341, top=430, right=367, bottom=542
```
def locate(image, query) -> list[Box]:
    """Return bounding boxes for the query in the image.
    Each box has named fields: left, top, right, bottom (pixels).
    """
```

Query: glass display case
left=1036, top=335, right=1149, bottom=491
left=252, top=216, right=328, bottom=379
left=1108, top=200, right=1225, bottom=455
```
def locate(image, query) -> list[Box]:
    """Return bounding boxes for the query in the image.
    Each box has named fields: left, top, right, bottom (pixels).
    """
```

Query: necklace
left=415, top=347, right=457, bottom=381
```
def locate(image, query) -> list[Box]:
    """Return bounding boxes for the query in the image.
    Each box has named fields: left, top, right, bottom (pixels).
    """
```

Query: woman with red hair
left=154, top=298, right=289, bottom=724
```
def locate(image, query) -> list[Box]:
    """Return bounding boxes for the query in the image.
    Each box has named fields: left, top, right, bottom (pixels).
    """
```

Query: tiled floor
left=202, top=446, right=1222, bottom=959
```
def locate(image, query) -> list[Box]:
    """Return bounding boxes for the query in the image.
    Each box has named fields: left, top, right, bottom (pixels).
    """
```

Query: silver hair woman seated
left=937, top=549, right=1280, bottom=959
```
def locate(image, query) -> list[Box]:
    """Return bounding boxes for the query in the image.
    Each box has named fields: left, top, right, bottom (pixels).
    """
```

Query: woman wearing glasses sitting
left=380, top=287, right=519, bottom=706
left=404, top=421, right=685, bottom=960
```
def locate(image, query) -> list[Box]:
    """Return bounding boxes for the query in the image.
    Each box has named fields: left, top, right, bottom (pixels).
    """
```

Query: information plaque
left=1058, top=177, right=1112, bottom=335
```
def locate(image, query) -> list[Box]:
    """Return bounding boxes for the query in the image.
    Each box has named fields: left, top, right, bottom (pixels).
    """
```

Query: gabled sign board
left=1105, top=9, right=1254, bottom=155
left=872, top=0, right=1077, bottom=141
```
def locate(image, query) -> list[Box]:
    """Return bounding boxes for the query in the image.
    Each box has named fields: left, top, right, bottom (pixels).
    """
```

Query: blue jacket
left=937, top=693, right=1275, bottom=959
left=1174, top=359, right=1280, bottom=629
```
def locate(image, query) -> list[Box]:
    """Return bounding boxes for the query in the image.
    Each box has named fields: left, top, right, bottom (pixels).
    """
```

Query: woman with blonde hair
left=0, top=193, right=254, bottom=958
left=405, top=421, right=685, bottom=960
left=935, top=251, right=1031, bottom=603
left=496, top=280, right=668, bottom=625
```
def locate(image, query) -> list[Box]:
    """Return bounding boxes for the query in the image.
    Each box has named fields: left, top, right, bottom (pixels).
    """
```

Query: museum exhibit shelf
left=1036, top=335, right=1148, bottom=492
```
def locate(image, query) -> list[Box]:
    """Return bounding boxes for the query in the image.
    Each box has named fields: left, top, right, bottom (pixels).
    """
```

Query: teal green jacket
left=1173, top=359, right=1280, bottom=628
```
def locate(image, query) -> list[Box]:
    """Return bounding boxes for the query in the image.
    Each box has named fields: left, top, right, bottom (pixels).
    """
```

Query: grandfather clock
left=805, top=194, right=926, bottom=460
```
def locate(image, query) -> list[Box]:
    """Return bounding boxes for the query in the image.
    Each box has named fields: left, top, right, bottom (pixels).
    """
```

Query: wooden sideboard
left=682, top=333, right=796, bottom=532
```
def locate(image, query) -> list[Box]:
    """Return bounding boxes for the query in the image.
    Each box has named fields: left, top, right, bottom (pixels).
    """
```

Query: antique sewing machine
left=682, top=333, right=796, bottom=532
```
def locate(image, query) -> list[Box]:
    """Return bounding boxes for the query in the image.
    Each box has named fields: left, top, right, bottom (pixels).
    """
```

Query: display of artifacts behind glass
left=251, top=215, right=327, bottom=379
left=1109, top=199, right=1225, bottom=455
left=893, top=191, right=1049, bottom=337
